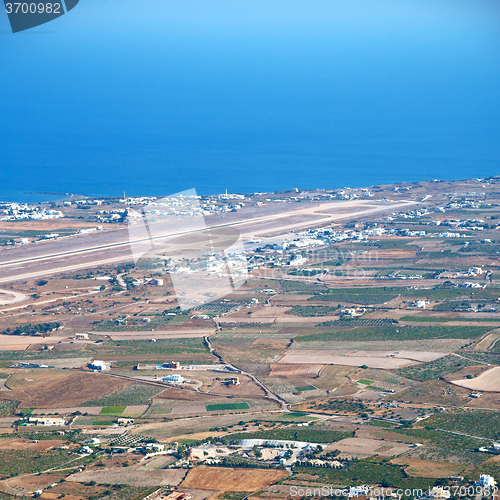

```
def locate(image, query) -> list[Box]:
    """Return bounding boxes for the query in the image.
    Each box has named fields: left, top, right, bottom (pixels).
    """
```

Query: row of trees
left=2, top=322, right=61, bottom=336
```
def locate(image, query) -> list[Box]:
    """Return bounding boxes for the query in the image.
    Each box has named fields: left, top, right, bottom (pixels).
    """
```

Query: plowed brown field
left=269, top=363, right=324, bottom=378
left=181, top=465, right=288, bottom=492
left=4, top=371, right=131, bottom=408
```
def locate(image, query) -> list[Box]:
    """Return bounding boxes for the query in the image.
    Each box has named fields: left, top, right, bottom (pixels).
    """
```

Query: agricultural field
left=206, top=403, right=250, bottom=411
left=180, top=466, right=288, bottom=492
left=311, top=287, right=403, bottom=305
left=268, top=364, right=325, bottom=378
left=67, top=467, right=188, bottom=487
left=277, top=348, right=442, bottom=369
left=0, top=400, right=18, bottom=417
left=302, top=398, right=372, bottom=415
left=2, top=181, right=500, bottom=497
left=3, top=371, right=132, bottom=408
left=392, top=427, right=490, bottom=465
left=295, top=325, right=493, bottom=343
left=390, top=457, right=467, bottom=478
left=35, top=483, right=154, bottom=500
left=387, top=379, right=474, bottom=406
left=394, top=354, right=480, bottom=382
left=281, top=281, right=328, bottom=293
left=228, top=425, right=353, bottom=444
left=319, top=318, right=398, bottom=327
left=0, top=447, right=75, bottom=476
left=330, top=437, right=412, bottom=457
left=99, top=405, right=127, bottom=416
left=423, top=408, right=500, bottom=440
left=450, top=366, right=500, bottom=392
left=293, top=458, right=437, bottom=489
left=82, top=384, right=165, bottom=407
left=295, top=385, right=317, bottom=392
left=286, top=305, right=340, bottom=317
left=89, top=337, right=215, bottom=362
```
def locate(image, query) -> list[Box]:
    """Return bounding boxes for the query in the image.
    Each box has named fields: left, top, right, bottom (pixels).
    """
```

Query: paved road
left=204, top=335, right=289, bottom=410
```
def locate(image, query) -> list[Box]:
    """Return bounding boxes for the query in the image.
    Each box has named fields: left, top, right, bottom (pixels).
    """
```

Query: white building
left=145, top=443, right=165, bottom=452
left=163, top=374, right=183, bottom=383
left=348, top=486, right=370, bottom=497
left=32, top=418, right=66, bottom=426
left=288, top=255, right=308, bottom=266
left=89, top=360, right=107, bottom=371
left=476, top=475, right=496, bottom=488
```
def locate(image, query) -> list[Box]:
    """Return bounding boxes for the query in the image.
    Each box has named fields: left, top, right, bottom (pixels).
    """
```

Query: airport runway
left=0, top=199, right=418, bottom=284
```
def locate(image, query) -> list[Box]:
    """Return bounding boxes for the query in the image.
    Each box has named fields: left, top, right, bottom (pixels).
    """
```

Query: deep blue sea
left=0, top=0, right=499, bottom=202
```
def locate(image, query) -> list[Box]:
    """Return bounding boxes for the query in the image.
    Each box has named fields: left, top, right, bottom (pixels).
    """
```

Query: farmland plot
left=181, top=465, right=288, bottom=492
left=451, top=366, right=500, bottom=392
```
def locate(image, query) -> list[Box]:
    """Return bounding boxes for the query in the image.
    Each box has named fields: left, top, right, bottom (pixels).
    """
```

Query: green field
left=294, top=458, right=437, bottom=489
left=92, top=418, right=115, bottom=426
left=281, top=281, right=328, bottom=293
left=392, top=427, right=489, bottom=465
left=18, top=407, right=34, bottom=416
left=228, top=426, right=352, bottom=444
left=1, top=321, right=61, bottom=336
left=0, top=400, right=18, bottom=417
left=309, top=285, right=500, bottom=306
left=206, top=402, right=250, bottom=411
left=279, top=411, right=318, bottom=421
left=0, top=448, right=79, bottom=476
left=219, top=492, right=252, bottom=500
left=456, top=352, right=500, bottom=365
left=310, top=399, right=371, bottom=414
left=147, top=405, right=173, bottom=415
left=97, top=338, right=210, bottom=356
left=407, top=287, right=500, bottom=301
left=295, top=385, right=317, bottom=392
left=312, top=287, right=401, bottom=305
left=93, top=313, right=189, bottom=331
left=288, top=269, right=325, bottom=276
left=99, top=405, right=127, bottom=416
left=400, top=315, right=500, bottom=323
left=318, top=318, right=397, bottom=327
left=356, top=381, right=386, bottom=391
left=394, top=354, right=478, bottom=382
left=82, top=384, right=165, bottom=407
left=297, top=325, right=492, bottom=343
left=286, top=305, right=339, bottom=317
left=424, top=409, right=500, bottom=440
left=368, top=420, right=398, bottom=428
